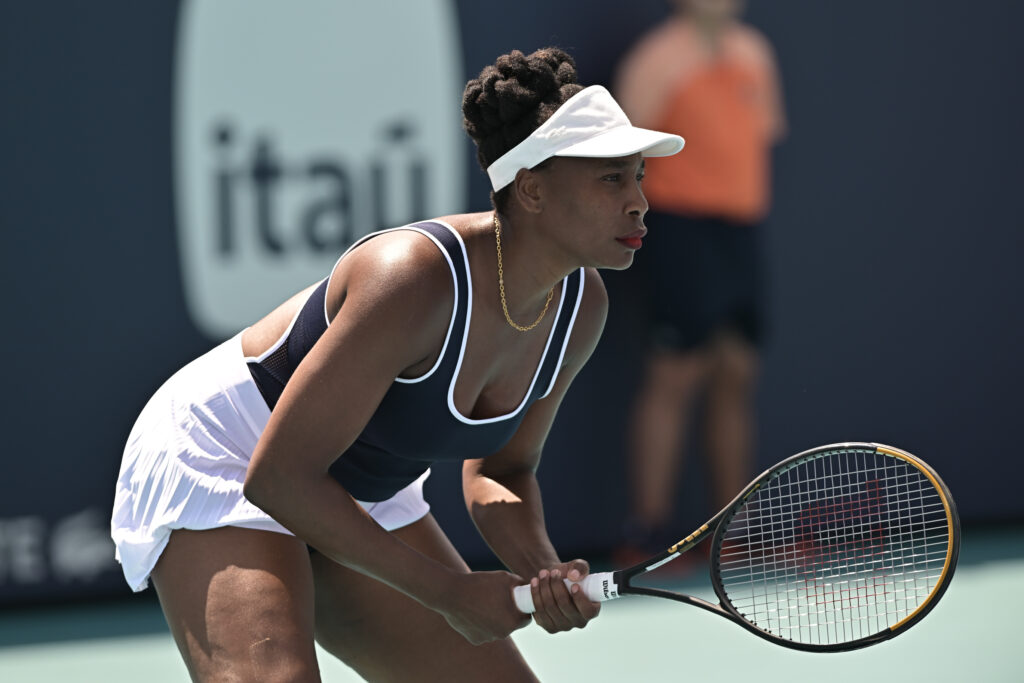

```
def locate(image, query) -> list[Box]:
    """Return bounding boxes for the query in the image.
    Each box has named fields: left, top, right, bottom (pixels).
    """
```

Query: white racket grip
left=512, top=571, right=619, bottom=613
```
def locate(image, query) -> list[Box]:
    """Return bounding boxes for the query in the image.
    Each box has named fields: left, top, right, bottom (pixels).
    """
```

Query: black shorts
left=638, top=210, right=766, bottom=351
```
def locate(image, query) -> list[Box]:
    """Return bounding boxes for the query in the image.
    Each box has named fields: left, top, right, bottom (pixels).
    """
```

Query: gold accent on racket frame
left=873, top=444, right=957, bottom=632
left=668, top=523, right=709, bottom=554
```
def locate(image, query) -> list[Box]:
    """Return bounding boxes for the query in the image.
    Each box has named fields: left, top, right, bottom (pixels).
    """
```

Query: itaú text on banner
left=175, top=0, right=466, bottom=339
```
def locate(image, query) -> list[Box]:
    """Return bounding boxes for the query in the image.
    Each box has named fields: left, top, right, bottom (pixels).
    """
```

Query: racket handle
left=512, top=571, right=619, bottom=614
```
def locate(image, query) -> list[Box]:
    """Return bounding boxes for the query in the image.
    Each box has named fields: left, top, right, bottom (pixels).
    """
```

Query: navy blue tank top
left=247, top=221, right=585, bottom=502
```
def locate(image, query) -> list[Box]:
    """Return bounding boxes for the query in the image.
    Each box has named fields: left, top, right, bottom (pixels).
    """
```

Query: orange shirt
left=615, top=18, right=785, bottom=223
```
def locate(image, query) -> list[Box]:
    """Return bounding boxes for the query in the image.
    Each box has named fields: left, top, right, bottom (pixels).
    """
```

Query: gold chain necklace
left=493, top=214, right=554, bottom=332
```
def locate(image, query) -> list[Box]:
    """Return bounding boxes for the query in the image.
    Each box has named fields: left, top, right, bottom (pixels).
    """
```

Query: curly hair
left=462, top=47, right=583, bottom=209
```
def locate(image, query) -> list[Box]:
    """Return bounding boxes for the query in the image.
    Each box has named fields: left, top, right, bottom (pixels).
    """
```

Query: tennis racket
left=513, top=442, right=959, bottom=652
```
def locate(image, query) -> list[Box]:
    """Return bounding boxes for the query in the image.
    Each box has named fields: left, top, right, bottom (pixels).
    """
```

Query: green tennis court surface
left=2, top=525, right=1021, bottom=682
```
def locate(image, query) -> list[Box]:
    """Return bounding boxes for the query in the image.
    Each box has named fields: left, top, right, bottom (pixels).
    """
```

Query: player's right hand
left=438, top=570, right=533, bottom=645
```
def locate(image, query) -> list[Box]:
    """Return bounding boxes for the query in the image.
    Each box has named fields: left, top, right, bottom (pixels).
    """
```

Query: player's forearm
left=244, top=467, right=457, bottom=611
left=464, top=468, right=561, bottom=577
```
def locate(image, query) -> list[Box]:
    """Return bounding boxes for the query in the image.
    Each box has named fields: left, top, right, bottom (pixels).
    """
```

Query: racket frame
left=609, top=442, right=960, bottom=652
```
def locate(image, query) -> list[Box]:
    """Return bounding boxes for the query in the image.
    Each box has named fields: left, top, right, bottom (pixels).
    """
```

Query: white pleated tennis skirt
left=111, top=332, right=431, bottom=592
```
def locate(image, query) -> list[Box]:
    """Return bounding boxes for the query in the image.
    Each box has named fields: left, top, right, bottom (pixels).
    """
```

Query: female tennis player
left=111, top=47, right=682, bottom=682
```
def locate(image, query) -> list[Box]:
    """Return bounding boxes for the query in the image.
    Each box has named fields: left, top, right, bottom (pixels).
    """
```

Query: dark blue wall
left=1, top=0, right=1021, bottom=605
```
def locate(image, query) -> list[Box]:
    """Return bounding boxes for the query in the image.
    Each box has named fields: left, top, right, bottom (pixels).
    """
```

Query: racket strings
left=714, top=448, right=951, bottom=646
left=717, top=524, right=951, bottom=571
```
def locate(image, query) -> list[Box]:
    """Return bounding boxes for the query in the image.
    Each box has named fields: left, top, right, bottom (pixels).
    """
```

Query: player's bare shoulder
left=329, top=230, right=450, bottom=307
left=325, top=228, right=455, bottom=363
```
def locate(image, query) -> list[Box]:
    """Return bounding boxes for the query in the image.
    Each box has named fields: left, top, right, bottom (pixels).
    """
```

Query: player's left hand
left=527, top=559, right=601, bottom=633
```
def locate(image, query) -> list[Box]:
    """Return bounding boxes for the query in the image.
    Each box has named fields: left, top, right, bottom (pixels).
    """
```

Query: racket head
left=708, top=442, right=959, bottom=652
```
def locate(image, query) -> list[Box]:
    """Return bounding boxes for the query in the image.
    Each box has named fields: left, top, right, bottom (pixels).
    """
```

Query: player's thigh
left=152, top=526, right=320, bottom=683
left=311, top=513, right=538, bottom=683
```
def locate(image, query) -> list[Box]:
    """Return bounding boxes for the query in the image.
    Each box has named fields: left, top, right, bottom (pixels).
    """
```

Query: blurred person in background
left=111, top=47, right=682, bottom=682
left=613, top=0, right=786, bottom=563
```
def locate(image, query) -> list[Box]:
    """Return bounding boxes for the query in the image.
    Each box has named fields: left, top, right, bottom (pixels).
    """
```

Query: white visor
left=486, top=85, right=685, bottom=192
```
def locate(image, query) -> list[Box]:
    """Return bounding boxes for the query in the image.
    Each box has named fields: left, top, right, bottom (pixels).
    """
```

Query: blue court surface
left=1, top=525, right=1021, bottom=682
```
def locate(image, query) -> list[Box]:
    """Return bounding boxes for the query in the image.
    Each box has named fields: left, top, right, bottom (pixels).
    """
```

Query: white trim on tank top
left=442, top=224, right=584, bottom=426
left=540, top=267, right=585, bottom=399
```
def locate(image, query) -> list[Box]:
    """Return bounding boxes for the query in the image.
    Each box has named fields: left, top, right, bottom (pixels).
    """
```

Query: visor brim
left=554, top=125, right=684, bottom=159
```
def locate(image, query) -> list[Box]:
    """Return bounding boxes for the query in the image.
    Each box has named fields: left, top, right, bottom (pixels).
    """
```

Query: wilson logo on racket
left=174, top=0, right=465, bottom=338
left=512, top=443, right=960, bottom=652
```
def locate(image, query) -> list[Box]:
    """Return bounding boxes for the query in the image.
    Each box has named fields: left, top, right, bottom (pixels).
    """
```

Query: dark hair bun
left=462, top=47, right=583, bottom=171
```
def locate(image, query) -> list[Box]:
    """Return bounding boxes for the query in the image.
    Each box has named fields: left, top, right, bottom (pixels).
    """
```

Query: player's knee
left=190, top=636, right=319, bottom=683
left=245, top=635, right=320, bottom=683
left=194, top=587, right=319, bottom=681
